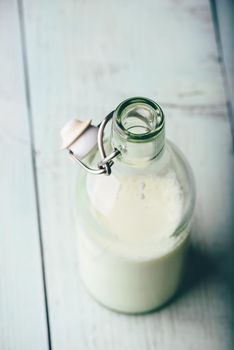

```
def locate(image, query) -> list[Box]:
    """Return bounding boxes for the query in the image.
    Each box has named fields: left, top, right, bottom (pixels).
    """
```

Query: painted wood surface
left=0, top=0, right=233, bottom=349
left=213, top=0, right=234, bottom=139
left=0, top=1, right=49, bottom=349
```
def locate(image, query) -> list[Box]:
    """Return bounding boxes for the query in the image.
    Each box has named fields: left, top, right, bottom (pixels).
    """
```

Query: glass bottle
left=62, top=97, right=196, bottom=313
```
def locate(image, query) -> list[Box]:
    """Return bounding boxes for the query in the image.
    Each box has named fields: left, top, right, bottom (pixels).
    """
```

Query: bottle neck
left=111, top=97, right=165, bottom=166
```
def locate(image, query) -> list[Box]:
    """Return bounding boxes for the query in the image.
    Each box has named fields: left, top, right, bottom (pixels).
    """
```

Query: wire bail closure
left=69, top=111, right=120, bottom=176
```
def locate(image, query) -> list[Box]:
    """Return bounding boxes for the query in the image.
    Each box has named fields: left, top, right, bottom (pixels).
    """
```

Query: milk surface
left=78, top=170, right=190, bottom=313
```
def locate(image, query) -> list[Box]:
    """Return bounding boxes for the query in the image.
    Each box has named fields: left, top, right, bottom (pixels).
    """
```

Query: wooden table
left=1, top=1, right=233, bottom=349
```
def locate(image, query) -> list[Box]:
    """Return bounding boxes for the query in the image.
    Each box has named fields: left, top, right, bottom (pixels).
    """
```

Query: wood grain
left=3, top=0, right=232, bottom=349
left=211, top=0, right=234, bottom=141
left=0, top=1, right=49, bottom=349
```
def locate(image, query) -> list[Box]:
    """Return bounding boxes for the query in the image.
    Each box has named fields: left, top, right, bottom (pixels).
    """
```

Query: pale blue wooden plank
left=213, top=0, right=234, bottom=137
left=0, top=1, right=49, bottom=349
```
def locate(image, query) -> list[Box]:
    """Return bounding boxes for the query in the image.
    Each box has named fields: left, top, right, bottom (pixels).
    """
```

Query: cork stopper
left=60, top=119, right=91, bottom=149
left=60, top=119, right=98, bottom=159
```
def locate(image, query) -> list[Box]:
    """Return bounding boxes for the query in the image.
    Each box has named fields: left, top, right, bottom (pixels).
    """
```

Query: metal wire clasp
left=69, top=111, right=120, bottom=176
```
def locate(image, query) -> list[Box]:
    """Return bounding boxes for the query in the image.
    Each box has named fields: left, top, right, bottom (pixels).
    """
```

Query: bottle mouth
left=114, top=97, right=165, bottom=142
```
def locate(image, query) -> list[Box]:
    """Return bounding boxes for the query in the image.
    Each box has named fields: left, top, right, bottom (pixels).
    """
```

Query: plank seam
left=17, top=1, right=52, bottom=349
left=209, top=0, right=234, bottom=149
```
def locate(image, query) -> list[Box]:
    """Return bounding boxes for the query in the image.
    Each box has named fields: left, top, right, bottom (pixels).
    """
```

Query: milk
left=78, top=170, right=190, bottom=313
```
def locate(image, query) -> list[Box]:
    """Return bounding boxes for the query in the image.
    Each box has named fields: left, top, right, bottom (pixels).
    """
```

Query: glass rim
left=114, top=97, right=165, bottom=142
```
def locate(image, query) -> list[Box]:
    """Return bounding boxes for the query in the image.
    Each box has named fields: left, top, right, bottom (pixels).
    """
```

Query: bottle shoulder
left=165, top=140, right=196, bottom=197
left=80, top=139, right=196, bottom=209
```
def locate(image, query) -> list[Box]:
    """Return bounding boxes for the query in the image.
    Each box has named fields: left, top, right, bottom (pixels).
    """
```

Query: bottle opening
left=112, top=97, right=166, bottom=165
left=121, top=105, right=157, bottom=135
left=115, top=97, right=164, bottom=141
